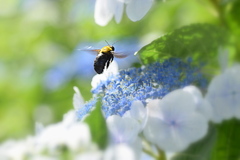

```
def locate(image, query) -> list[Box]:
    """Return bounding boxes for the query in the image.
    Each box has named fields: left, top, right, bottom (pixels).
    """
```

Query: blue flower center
left=76, top=58, right=207, bottom=120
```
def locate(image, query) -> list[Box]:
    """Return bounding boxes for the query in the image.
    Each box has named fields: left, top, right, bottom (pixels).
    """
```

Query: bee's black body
left=94, top=46, right=115, bottom=74
left=94, top=52, right=114, bottom=74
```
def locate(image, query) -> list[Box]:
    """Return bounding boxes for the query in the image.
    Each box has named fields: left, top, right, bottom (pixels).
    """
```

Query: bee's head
left=110, top=46, right=115, bottom=51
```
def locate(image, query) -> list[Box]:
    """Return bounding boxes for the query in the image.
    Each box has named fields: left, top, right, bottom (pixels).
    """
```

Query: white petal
left=73, top=86, right=84, bottom=110
left=91, top=61, right=118, bottom=89
left=206, top=64, right=240, bottom=122
left=183, top=86, right=213, bottom=120
left=62, top=110, right=78, bottom=126
left=107, top=115, right=141, bottom=143
left=75, top=151, right=103, bottom=160
left=94, top=0, right=115, bottom=26
left=104, top=144, right=136, bottom=160
left=65, top=123, right=91, bottom=151
left=126, top=0, right=153, bottom=21
left=123, top=100, right=148, bottom=130
left=183, top=85, right=202, bottom=101
left=114, top=1, right=124, bottom=23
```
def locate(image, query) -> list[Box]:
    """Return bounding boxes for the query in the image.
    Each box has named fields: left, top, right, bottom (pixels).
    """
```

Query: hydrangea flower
left=77, top=58, right=207, bottom=119
left=35, top=110, right=92, bottom=153
left=0, top=111, right=97, bottom=159
left=106, top=101, right=145, bottom=159
left=0, top=137, right=35, bottom=160
left=143, top=89, right=208, bottom=152
left=94, top=0, right=154, bottom=26
left=183, top=85, right=213, bottom=120
left=205, top=64, right=240, bottom=123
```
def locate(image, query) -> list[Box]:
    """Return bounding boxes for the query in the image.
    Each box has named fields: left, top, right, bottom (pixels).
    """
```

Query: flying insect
left=83, top=41, right=127, bottom=74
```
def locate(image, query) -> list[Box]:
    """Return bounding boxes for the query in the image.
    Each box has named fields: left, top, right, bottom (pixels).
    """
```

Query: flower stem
left=156, top=145, right=167, bottom=160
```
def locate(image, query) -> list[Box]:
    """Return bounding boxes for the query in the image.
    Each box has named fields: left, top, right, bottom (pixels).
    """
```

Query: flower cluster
left=77, top=58, right=207, bottom=119
left=1, top=58, right=240, bottom=159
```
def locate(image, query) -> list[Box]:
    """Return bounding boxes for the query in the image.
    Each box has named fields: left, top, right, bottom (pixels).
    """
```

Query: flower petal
left=91, top=61, right=118, bottom=90
left=123, top=100, right=148, bottom=130
left=94, top=0, right=115, bottom=26
left=183, top=86, right=213, bottom=120
left=107, top=115, right=141, bottom=143
left=114, top=0, right=124, bottom=23
left=206, top=65, right=240, bottom=123
left=73, top=86, right=84, bottom=110
left=126, top=0, right=153, bottom=21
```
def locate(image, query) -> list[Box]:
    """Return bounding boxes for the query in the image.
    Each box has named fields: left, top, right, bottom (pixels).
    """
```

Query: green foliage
left=229, top=0, right=240, bottom=27
left=83, top=100, right=108, bottom=150
left=137, top=24, right=228, bottom=65
left=210, top=119, right=240, bottom=160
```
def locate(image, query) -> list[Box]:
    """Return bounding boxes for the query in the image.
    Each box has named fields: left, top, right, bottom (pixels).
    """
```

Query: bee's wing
left=113, top=52, right=128, bottom=58
left=79, top=46, right=101, bottom=55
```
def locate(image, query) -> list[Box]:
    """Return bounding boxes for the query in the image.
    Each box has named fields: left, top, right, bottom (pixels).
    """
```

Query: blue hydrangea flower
left=77, top=58, right=207, bottom=119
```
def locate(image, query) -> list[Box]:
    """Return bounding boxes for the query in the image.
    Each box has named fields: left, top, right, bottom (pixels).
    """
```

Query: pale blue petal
left=114, top=1, right=124, bottom=23
left=94, top=0, right=115, bottom=26
left=126, top=0, right=153, bottom=21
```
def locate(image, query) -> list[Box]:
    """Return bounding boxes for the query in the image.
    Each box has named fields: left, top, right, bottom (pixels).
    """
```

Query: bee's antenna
left=112, top=40, right=120, bottom=46
left=105, top=40, right=111, bottom=46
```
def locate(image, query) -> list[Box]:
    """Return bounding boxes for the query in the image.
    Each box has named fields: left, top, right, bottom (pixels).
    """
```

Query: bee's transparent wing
left=78, top=46, right=101, bottom=55
left=113, top=52, right=128, bottom=58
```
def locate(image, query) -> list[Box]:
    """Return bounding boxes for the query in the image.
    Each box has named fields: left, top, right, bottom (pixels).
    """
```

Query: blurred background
left=0, top=0, right=238, bottom=141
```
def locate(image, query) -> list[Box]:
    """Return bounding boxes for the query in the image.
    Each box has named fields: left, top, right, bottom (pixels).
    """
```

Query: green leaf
left=137, top=24, right=228, bottom=65
left=210, top=119, right=240, bottom=160
left=84, top=100, right=108, bottom=149
left=171, top=124, right=217, bottom=160
left=229, top=0, right=240, bottom=27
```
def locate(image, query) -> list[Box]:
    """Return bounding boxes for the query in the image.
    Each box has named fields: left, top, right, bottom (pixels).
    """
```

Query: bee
left=83, top=41, right=127, bottom=74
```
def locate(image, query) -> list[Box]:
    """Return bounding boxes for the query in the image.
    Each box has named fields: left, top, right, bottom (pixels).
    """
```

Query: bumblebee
left=84, top=43, right=127, bottom=74
left=94, top=45, right=114, bottom=74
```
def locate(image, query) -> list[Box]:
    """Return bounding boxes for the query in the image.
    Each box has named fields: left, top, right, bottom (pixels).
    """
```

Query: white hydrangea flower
left=0, top=137, right=35, bottom=160
left=94, top=0, right=154, bottom=26
left=143, top=89, right=208, bottom=152
left=106, top=114, right=142, bottom=159
left=35, top=112, right=92, bottom=153
left=183, top=85, right=213, bottom=120
left=123, top=100, right=148, bottom=131
left=205, top=64, right=240, bottom=123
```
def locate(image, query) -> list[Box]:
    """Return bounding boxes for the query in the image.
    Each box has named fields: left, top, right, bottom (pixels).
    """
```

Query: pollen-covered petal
left=126, top=0, right=153, bottom=21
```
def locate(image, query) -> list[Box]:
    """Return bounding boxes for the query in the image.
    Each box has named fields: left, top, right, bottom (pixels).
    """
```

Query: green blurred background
left=0, top=0, right=239, bottom=141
